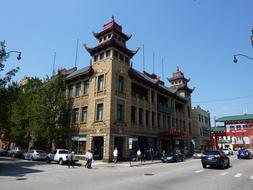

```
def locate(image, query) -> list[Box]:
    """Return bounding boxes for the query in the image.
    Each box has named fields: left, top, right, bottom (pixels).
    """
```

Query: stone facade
left=191, top=105, right=211, bottom=150
left=64, top=17, right=195, bottom=162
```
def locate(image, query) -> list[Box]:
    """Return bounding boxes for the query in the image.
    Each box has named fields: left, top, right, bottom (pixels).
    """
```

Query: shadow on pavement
left=0, top=156, right=47, bottom=177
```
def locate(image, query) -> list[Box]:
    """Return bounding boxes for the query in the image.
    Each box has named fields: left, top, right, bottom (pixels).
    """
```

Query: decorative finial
left=177, top=66, right=179, bottom=72
left=112, top=15, right=115, bottom=21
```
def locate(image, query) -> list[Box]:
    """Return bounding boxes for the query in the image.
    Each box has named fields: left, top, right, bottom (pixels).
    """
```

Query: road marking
left=220, top=172, right=228, bottom=176
left=195, top=170, right=204, bottom=173
left=234, top=173, right=242, bottom=178
left=250, top=175, right=253, bottom=180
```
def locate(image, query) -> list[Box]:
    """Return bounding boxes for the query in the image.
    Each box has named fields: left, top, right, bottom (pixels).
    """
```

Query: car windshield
left=204, top=151, right=219, bottom=155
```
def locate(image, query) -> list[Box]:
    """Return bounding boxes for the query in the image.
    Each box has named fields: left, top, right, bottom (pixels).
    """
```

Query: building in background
left=64, top=17, right=194, bottom=162
left=214, top=114, right=253, bottom=150
left=191, top=105, right=211, bottom=150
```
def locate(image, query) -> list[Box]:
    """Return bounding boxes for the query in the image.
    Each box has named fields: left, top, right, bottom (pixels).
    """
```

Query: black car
left=201, top=150, right=230, bottom=169
left=161, top=152, right=185, bottom=163
left=237, top=149, right=252, bottom=159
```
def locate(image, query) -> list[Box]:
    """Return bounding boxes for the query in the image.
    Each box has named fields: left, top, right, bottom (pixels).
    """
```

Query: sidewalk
left=76, top=157, right=161, bottom=168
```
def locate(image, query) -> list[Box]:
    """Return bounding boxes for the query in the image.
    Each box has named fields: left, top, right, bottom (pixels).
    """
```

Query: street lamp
left=0, top=41, right=21, bottom=61
left=233, top=54, right=253, bottom=63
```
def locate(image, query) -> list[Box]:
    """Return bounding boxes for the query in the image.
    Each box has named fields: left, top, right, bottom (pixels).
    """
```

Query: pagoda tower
left=84, top=16, right=139, bottom=66
left=168, top=67, right=194, bottom=98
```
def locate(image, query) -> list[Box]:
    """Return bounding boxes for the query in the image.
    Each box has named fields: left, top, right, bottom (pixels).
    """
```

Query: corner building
left=65, top=17, right=194, bottom=162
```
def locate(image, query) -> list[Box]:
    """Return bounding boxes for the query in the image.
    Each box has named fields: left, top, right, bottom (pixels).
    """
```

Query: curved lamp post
left=0, top=41, right=21, bottom=61
left=233, top=54, right=253, bottom=63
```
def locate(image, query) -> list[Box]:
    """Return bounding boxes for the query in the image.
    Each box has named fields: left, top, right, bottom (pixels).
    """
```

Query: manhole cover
left=144, top=173, right=154, bottom=176
left=16, top=178, right=27, bottom=181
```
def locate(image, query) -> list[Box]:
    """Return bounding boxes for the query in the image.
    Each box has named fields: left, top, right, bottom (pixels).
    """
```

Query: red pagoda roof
left=92, top=16, right=132, bottom=41
left=168, top=66, right=190, bottom=82
left=83, top=37, right=139, bottom=58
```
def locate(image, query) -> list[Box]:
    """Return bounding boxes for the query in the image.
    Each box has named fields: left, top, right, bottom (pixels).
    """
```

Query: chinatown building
left=63, top=17, right=194, bottom=162
left=213, top=114, right=253, bottom=150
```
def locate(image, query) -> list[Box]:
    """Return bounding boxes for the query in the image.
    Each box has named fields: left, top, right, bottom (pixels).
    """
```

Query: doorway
left=114, top=136, right=124, bottom=160
left=92, top=136, right=104, bottom=160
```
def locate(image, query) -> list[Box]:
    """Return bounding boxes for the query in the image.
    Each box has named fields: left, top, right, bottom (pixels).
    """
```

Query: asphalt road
left=0, top=155, right=253, bottom=190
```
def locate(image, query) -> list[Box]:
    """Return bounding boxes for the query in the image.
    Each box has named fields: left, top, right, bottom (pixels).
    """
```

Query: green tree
left=36, top=73, right=68, bottom=151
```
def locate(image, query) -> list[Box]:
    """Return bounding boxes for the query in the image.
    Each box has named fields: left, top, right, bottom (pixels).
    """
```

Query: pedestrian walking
left=84, top=150, right=90, bottom=168
left=137, top=149, right=141, bottom=162
left=68, top=151, right=75, bottom=168
left=113, top=147, right=118, bottom=164
left=87, top=150, right=93, bottom=169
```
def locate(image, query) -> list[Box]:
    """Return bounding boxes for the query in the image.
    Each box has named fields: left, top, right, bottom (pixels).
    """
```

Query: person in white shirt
left=87, top=150, right=93, bottom=169
left=113, top=147, right=118, bottom=164
left=137, top=149, right=141, bottom=161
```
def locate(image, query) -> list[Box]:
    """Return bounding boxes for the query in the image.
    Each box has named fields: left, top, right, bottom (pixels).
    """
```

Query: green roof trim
left=210, top=126, right=225, bottom=132
left=216, top=114, right=253, bottom=122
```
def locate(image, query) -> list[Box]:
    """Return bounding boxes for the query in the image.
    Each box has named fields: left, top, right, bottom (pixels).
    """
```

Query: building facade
left=64, top=17, right=194, bottom=162
left=191, top=105, right=211, bottom=150
left=214, top=114, right=253, bottom=150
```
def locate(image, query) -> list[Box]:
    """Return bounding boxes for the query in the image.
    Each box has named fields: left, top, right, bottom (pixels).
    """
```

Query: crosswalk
left=194, top=170, right=253, bottom=180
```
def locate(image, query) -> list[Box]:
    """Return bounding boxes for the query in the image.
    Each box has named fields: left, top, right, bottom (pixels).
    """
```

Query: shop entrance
left=92, top=136, right=104, bottom=160
left=114, top=136, right=124, bottom=160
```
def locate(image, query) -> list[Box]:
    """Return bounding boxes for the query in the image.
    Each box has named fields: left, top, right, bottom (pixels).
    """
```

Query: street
left=0, top=155, right=253, bottom=190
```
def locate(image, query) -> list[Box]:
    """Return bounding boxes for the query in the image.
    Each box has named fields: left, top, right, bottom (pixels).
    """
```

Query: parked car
left=222, top=148, right=233, bottom=156
left=46, top=149, right=78, bottom=165
left=23, top=149, right=47, bottom=161
left=161, top=152, right=185, bottom=163
left=201, top=150, right=230, bottom=169
left=0, top=148, right=8, bottom=156
left=193, top=150, right=203, bottom=159
left=237, top=149, right=252, bottom=159
left=7, top=147, right=25, bottom=158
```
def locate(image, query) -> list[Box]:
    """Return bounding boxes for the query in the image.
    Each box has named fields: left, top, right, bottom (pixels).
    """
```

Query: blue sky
left=1, top=0, right=253, bottom=124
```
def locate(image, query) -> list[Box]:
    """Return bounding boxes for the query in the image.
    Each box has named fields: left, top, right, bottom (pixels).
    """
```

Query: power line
left=193, top=94, right=253, bottom=104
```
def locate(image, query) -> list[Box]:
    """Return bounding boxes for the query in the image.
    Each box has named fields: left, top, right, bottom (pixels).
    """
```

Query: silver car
left=23, top=149, right=47, bottom=161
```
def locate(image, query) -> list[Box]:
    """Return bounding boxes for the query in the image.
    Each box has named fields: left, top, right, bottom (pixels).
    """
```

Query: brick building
left=64, top=17, right=194, bottom=162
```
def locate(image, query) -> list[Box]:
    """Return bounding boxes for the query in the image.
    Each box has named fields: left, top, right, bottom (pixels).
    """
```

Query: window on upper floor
left=146, top=110, right=149, bottom=126
left=75, top=82, right=81, bottom=97
left=83, top=79, right=89, bottom=95
left=68, top=84, right=73, bottom=98
left=94, top=55, right=98, bottom=62
left=81, top=106, right=88, bottom=123
left=97, top=75, right=104, bottom=91
left=113, top=50, right=118, bottom=58
left=117, top=75, right=124, bottom=93
left=131, top=106, right=136, bottom=124
left=100, top=52, right=104, bottom=60
left=152, top=112, right=155, bottom=126
left=117, top=104, right=124, bottom=121
left=125, top=56, right=129, bottom=64
left=106, top=50, right=111, bottom=57
left=73, top=108, right=79, bottom=125
left=120, top=54, right=124, bottom=61
left=96, top=103, right=104, bottom=121
left=139, top=108, right=143, bottom=125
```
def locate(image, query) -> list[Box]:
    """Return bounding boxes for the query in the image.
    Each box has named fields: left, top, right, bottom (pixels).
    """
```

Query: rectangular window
left=151, top=91, right=154, bottom=103
left=117, top=104, right=124, bottom=121
left=106, top=50, right=111, bottom=57
left=97, top=75, right=104, bottom=91
left=96, top=103, right=103, bottom=121
left=146, top=110, right=149, bottom=126
left=113, top=50, right=118, bottom=58
left=83, top=79, right=89, bottom=95
left=75, top=82, right=81, bottom=97
left=125, top=57, right=129, bottom=64
left=163, top=115, right=166, bottom=129
left=139, top=108, right=143, bottom=125
left=73, top=108, right=79, bottom=124
left=131, top=106, right=136, bottom=123
left=68, top=85, right=73, bottom=98
left=94, top=55, right=98, bottom=62
left=100, top=52, right=104, bottom=60
left=120, top=54, right=124, bottom=61
left=152, top=112, right=155, bottom=126
left=158, top=114, right=160, bottom=128
left=81, top=107, right=88, bottom=123
left=118, top=75, right=124, bottom=93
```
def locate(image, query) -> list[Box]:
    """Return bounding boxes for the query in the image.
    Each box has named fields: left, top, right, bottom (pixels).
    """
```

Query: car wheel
left=181, top=157, right=184, bottom=162
left=202, top=164, right=207, bottom=168
left=59, top=158, right=63, bottom=165
left=221, top=161, right=225, bottom=169
left=46, top=157, right=50, bottom=163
